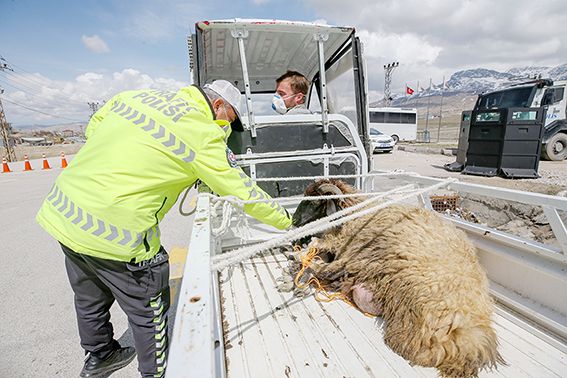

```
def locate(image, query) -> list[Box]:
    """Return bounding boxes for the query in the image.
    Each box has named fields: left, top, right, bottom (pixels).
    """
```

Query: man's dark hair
left=276, top=71, right=310, bottom=96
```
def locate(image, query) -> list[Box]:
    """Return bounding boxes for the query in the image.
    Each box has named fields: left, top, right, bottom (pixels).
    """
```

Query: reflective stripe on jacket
left=36, top=85, right=291, bottom=262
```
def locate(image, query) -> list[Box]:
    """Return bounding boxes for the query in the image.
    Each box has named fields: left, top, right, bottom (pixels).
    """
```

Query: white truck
left=168, top=19, right=567, bottom=377
left=474, top=79, right=567, bottom=161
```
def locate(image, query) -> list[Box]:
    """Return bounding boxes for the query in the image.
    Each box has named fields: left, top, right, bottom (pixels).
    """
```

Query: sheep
left=291, top=179, right=504, bottom=378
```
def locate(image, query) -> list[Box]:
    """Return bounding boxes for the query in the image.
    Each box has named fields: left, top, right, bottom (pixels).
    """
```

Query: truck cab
left=474, top=79, right=567, bottom=160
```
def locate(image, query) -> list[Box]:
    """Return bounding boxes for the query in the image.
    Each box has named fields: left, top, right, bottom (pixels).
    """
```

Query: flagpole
left=415, top=80, right=419, bottom=108
left=416, top=80, right=422, bottom=141
left=436, top=75, right=445, bottom=143
left=425, top=78, right=432, bottom=142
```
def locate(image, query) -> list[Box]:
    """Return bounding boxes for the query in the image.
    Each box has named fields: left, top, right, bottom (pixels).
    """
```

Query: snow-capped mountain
left=396, top=63, right=567, bottom=101
left=442, top=63, right=567, bottom=95
left=548, top=63, right=567, bottom=80
left=445, top=68, right=514, bottom=94
left=382, top=63, right=566, bottom=109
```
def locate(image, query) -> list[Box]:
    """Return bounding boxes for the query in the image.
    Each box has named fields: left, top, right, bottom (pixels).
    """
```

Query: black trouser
left=61, top=243, right=170, bottom=377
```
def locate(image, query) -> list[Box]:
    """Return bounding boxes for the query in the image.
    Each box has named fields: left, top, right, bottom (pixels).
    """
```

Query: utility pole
left=0, top=93, right=16, bottom=162
left=87, top=101, right=101, bottom=119
left=0, top=58, right=17, bottom=162
left=383, top=62, right=399, bottom=107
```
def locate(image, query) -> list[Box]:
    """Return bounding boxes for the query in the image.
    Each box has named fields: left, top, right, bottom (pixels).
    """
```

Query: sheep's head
left=292, top=179, right=358, bottom=227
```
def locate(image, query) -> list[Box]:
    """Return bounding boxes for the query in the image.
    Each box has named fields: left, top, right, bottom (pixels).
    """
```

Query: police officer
left=36, top=80, right=291, bottom=377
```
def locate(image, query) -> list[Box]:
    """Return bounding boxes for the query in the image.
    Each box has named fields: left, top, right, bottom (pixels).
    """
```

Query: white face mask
left=271, top=94, right=288, bottom=114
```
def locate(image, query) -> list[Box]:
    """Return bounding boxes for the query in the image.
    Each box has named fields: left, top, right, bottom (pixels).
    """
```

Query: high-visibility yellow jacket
left=36, top=86, right=291, bottom=262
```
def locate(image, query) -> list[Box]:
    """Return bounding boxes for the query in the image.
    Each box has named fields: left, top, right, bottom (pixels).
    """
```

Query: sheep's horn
left=317, top=183, right=343, bottom=196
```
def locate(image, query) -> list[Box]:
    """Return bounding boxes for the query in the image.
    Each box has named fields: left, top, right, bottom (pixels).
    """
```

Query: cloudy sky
left=1, top=0, right=566, bottom=125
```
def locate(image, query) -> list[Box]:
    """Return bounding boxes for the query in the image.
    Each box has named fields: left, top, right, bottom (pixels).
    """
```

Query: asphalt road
left=0, top=156, right=195, bottom=378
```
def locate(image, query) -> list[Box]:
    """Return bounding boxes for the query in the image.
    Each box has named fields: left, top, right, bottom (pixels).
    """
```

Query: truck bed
left=220, top=252, right=567, bottom=378
left=167, top=177, right=567, bottom=377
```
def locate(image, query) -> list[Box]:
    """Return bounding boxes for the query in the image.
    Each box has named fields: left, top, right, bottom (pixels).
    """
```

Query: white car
left=369, top=128, right=396, bottom=153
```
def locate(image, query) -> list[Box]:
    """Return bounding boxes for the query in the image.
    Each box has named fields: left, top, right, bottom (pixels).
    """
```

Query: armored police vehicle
left=474, top=79, right=567, bottom=161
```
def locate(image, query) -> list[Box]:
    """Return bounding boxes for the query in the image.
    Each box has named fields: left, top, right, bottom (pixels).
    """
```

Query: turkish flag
left=406, top=86, right=415, bottom=95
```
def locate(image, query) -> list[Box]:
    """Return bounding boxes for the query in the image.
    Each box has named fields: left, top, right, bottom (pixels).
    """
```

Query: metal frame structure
left=314, top=32, right=330, bottom=133
left=231, top=28, right=257, bottom=137
left=231, top=113, right=368, bottom=187
left=191, top=20, right=348, bottom=140
left=168, top=196, right=216, bottom=376
left=382, top=61, right=399, bottom=107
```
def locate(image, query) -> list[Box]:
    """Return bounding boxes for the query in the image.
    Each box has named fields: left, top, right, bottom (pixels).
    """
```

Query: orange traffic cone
left=23, top=155, right=33, bottom=171
left=42, top=154, right=51, bottom=170
left=2, top=157, right=11, bottom=173
left=60, top=151, right=68, bottom=168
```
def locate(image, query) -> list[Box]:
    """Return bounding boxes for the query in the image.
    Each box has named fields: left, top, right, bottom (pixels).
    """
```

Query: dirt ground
left=374, top=147, right=567, bottom=195
left=372, top=149, right=567, bottom=247
left=1, top=144, right=84, bottom=161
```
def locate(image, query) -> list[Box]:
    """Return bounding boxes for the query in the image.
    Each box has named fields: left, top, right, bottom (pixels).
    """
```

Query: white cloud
left=305, top=0, right=567, bottom=93
left=3, top=69, right=186, bottom=125
left=358, top=30, right=441, bottom=64
left=252, top=0, right=270, bottom=4
left=81, top=35, right=110, bottom=54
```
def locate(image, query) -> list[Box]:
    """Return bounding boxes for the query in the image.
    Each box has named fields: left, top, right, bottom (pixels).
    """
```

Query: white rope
left=199, top=189, right=417, bottom=206
left=210, top=178, right=456, bottom=271
left=199, top=170, right=432, bottom=206
left=211, top=201, right=234, bottom=236
left=249, top=170, right=410, bottom=182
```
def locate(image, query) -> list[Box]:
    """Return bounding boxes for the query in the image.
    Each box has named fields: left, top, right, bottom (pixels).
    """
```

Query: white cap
left=203, top=80, right=244, bottom=131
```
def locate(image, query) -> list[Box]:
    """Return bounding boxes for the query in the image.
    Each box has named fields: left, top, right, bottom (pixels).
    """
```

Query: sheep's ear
left=325, top=199, right=337, bottom=216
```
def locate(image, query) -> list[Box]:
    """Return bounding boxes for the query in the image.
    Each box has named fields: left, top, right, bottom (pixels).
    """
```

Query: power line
left=0, top=68, right=49, bottom=91
left=0, top=54, right=49, bottom=87
left=0, top=77, right=49, bottom=101
left=0, top=55, right=96, bottom=109
left=0, top=70, right=88, bottom=107
left=0, top=70, right=48, bottom=95
left=2, top=97, right=84, bottom=123
left=0, top=75, right=88, bottom=108
left=0, top=54, right=99, bottom=127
